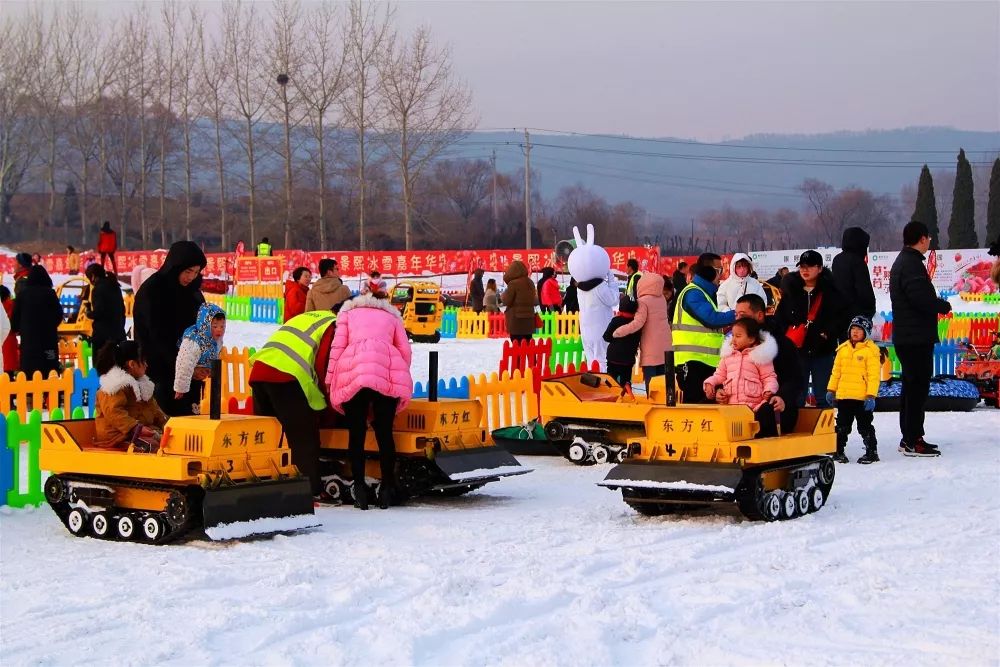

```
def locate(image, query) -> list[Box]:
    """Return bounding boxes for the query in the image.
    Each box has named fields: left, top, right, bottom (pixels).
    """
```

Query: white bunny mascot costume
left=567, top=224, right=619, bottom=372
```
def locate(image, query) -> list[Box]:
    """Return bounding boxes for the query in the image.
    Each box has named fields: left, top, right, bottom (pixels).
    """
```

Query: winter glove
left=864, top=397, right=876, bottom=412
left=825, top=391, right=836, bottom=406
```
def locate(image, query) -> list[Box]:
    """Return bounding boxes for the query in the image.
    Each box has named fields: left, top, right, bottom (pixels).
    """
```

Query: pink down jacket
left=612, top=272, right=672, bottom=367
left=324, top=295, right=413, bottom=414
left=704, top=332, right=779, bottom=410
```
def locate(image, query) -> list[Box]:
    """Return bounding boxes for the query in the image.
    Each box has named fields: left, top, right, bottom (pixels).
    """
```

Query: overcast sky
left=11, top=0, right=1000, bottom=141
left=392, top=0, right=1000, bottom=140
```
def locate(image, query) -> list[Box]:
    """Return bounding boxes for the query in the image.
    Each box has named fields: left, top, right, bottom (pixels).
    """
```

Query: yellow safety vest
left=250, top=311, right=336, bottom=410
left=672, top=282, right=725, bottom=367
left=626, top=272, right=641, bottom=300
left=257, top=242, right=272, bottom=257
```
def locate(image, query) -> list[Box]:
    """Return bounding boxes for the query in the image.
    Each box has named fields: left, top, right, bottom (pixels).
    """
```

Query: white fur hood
left=719, top=330, right=778, bottom=364
left=337, top=294, right=403, bottom=319
left=99, top=366, right=156, bottom=402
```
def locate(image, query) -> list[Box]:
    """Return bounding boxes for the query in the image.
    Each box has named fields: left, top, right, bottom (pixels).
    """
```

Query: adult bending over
left=133, top=241, right=206, bottom=416
left=325, top=292, right=413, bottom=510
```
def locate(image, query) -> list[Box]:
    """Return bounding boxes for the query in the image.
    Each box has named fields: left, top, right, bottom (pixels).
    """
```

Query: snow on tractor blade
left=432, top=446, right=532, bottom=484
left=201, top=478, right=318, bottom=539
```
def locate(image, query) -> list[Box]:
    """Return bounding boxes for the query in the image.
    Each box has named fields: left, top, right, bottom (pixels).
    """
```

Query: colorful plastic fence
left=1, top=407, right=88, bottom=508
left=203, top=294, right=284, bottom=324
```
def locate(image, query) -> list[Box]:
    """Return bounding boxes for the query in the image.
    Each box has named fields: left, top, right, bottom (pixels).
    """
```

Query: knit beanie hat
left=848, top=315, right=873, bottom=339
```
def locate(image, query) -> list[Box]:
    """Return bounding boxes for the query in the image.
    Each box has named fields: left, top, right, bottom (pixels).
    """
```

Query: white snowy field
left=2, top=320, right=1000, bottom=666
left=1, top=409, right=999, bottom=666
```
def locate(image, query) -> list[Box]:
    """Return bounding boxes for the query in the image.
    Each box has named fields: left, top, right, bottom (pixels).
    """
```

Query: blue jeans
left=799, top=352, right=835, bottom=408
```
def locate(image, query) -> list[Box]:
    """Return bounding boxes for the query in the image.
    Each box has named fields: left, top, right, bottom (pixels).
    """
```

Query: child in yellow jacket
left=827, top=316, right=882, bottom=464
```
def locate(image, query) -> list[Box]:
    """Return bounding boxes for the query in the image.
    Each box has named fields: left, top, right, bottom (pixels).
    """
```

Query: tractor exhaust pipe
left=428, top=350, right=439, bottom=402
left=210, top=358, right=222, bottom=419
left=665, top=351, right=676, bottom=407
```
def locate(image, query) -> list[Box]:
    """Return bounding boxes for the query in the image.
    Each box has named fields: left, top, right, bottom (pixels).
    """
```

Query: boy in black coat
left=11, top=265, right=63, bottom=378
left=603, top=295, right=642, bottom=389
left=85, top=264, right=126, bottom=354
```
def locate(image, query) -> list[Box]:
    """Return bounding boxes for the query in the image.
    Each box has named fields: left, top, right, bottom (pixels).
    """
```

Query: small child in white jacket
left=174, top=303, right=226, bottom=398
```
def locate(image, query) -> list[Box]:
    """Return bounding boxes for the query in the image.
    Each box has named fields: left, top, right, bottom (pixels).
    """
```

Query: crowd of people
left=1, top=220, right=993, bottom=512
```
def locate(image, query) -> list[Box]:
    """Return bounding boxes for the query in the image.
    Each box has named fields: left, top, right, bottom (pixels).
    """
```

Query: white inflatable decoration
left=567, top=224, right=620, bottom=372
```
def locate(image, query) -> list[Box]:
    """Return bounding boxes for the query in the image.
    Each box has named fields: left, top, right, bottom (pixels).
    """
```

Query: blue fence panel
left=59, top=294, right=81, bottom=321
left=70, top=368, right=100, bottom=417
left=440, top=310, right=458, bottom=338
left=412, top=375, right=470, bottom=399
left=0, top=415, right=10, bottom=507
left=250, top=298, right=280, bottom=323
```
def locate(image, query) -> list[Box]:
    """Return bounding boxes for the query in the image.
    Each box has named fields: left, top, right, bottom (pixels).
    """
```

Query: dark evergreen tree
left=62, top=182, right=80, bottom=235
left=912, top=165, right=940, bottom=250
left=986, top=158, right=1000, bottom=248
left=948, top=148, right=977, bottom=248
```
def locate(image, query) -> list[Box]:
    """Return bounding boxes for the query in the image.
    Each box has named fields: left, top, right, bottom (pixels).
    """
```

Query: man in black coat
left=832, top=227, right=877, bottom=329
left=889, top=220, right=951, bottom=458
left=11, top=265, right=63, bottom=378
left=671, top=262, right=688, bottom=293
left=735, top=294, right=803, bottom=434
left=134, top=241, right=207, bottom=416
left=84, top=264, right=126, bottom=355
left=772, top=251, right=846, bottom=409
left=468, top=269, right=485, bottom=313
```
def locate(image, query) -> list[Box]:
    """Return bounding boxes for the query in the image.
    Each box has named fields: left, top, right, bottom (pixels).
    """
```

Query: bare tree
left=266, top=0, right=304, bottom=249
left=132, top=6, right=155, bottom=247
left=28, top=7, right=71, bottom=240
left=377, top=25, right=475, bottom=249
left=200, top=20, right=230, bottom=250
left=222, top=0, right=268, bottom=247
left=0, top=14, right=42, bottom=229
left=174, top=5, right=205, bottom=243
left=342, top=0, right=393, bottom=250
left=798, top=178, right=837, bottom=246
left=298, top=0, right=349, bottom=249
left=64, top=10, right=117, bottom=246
left=433, top=158, right=490, bottom=225
left=156, top=1, right=181, bottom=247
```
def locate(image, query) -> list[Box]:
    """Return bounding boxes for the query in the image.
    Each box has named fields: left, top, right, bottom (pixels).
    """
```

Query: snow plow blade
left=201, top=478, right=318, bottom=540
left=432, top=446, right=532, bottom=485
left=598, top=462, right=744, bottom=503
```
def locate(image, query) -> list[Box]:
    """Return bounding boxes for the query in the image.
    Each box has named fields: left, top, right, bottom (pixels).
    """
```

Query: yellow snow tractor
left=599, top=403, right=837, bottom=521
left=318, top=352, right=531, bottom=502
left=39, top=363, right=316, bottom=543
left=539, top=372, right=672, bottom=465
left=56, top=277, right=93, bottom=342
left=391, top=281, right=443, bottom=343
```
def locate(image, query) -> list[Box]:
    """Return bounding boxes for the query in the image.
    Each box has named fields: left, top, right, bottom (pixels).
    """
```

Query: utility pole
left=277, top=73, right=293, bottom=249
left=491, top=149, right=498, bottom=246
left=524, top=129, right=532, bottom=249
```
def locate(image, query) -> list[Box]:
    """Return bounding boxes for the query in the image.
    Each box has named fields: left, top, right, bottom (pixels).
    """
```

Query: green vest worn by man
left=257, top=242, right=272, bottom=257
left=250, top=311, right=336, bottom=410
left=671, top=282, right=725, bottom=367
left=626, top=272, right=641, bottom=301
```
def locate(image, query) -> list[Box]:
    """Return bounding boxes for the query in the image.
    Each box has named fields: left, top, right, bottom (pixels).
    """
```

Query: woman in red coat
left=283, top=266, right=311, bottom=322
left=97, top=221, right=118, bottom=273
left=538, top=267, right=563, bottom=313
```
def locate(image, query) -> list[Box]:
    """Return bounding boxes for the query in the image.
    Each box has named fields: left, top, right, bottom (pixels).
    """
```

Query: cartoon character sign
left=567, top=224, right=619, bottom=372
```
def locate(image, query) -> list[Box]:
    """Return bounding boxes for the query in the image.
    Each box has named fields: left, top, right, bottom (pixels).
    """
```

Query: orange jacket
left=94, top=368, right=168, bottom=448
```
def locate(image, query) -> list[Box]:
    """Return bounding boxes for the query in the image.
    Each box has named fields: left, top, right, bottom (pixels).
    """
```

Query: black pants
left=606, top=362, right=633, bottom=388
left=676, top=361, right=715, bottom=404
left=895, top=343, right=934, bottom=443
left=153, top=376, right=202, bottom=418
left=343, top=388, right=399, bottom=491
left=510, top=334, right=533, bottom=343
left=251, top=380, right=322, bottom=495
left=777, top=397, right=800, bottom=435
left=754, top=402, right=779, bottom=438
left=835, top=399, right=876, bottom=443
left=100, top=252, right=117, bottom=273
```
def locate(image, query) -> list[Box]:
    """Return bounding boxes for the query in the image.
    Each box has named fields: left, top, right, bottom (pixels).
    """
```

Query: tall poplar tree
left=913, top=165, right=940, bottom=249
left=948, top=148, right=978, bottom=248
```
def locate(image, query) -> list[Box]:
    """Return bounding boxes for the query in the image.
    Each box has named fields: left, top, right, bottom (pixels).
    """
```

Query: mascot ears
left=572, top=224, right=595, bottom=247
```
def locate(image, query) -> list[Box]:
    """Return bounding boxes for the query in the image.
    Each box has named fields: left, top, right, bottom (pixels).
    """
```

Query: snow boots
left=857, top=435, right=879, bottom=465
left=833, top=429, right=850, bottom=464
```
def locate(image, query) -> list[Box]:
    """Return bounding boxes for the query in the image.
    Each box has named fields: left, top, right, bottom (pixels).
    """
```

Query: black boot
left=377, top=484, right=393, bottom=510
left=353, top=482, right=369, bottom=510
left=833, top=430, right=849, bottom=464
left=857, top=435, right=879, bottom=464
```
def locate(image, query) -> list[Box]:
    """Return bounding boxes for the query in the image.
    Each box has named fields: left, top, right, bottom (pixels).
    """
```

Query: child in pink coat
left=611, top=272, right=672, bottom=385
left=703, top=317, right=780, bottom=437
left=325, top=292, right=413, bottom=510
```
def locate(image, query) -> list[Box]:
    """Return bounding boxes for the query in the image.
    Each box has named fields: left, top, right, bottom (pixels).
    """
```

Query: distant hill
left=457, top=127, right=1000, bottom=218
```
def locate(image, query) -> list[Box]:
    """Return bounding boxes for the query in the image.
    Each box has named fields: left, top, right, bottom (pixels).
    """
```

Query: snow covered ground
left=2, top=328, right=999, bottom=666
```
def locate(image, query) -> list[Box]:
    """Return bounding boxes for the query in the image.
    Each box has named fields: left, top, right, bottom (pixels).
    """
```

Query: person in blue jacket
left=672, top=253, right=737, bottom=403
